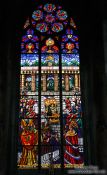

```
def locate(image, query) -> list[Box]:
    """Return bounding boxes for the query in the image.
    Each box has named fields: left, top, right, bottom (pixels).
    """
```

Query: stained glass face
left=18, top=2, right=84, bottom=170
left=56, top=10, right=68, bottom=20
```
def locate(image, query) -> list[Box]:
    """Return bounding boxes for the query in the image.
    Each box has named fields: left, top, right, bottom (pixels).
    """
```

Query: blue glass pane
left=21, top=54, right=39, bottom=67
left=62, top=54, right=80, bottom=66
left=41, top=54, right=59, bottom=66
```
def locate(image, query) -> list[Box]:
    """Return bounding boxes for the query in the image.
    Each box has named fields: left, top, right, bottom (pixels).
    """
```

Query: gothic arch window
left=18, top=2, right=84, bottom=170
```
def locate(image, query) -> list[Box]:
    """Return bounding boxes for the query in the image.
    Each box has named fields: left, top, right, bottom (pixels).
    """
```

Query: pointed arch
left=18, top=2, right=84, bottom=170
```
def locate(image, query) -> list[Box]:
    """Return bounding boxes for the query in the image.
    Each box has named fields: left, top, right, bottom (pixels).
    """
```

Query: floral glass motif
left=56, top=10, right=68, bottom=21
left=41, top=38, right=59, bottom=53
left=21, top=29, right=39, bottom=53
left=32, top=3, right=68, bottom=34
left=19, top=2, right=84, bottom=170
left=44, top=3, right=56, bottom=12
left=61, top=28, right=79, bottom=53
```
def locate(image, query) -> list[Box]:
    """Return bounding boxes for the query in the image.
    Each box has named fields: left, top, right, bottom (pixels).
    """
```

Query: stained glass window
left=18, top=3, right=84, bottom=170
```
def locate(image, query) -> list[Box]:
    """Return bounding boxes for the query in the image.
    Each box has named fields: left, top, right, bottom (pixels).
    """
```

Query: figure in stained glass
left=18, top=2, right=84, bottom=169
left=18, top=119, right=38, bottom=167
left=64, top=120, right=83, bottom=167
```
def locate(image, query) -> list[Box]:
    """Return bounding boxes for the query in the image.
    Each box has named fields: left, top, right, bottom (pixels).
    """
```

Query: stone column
left=42, top=74, right=47, bottom=91
left=54, top=74, right=58, bottom=91
left=31, top=73, right=36, bottom=92
left=21, top=74, right=25, bottom=91
left=65, top=74, right=69, bottom=91
left=75, top=74, right=79, bottom=88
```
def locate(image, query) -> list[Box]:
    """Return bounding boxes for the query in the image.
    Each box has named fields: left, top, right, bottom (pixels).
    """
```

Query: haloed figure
left=64, top=120, right=83, bottom=166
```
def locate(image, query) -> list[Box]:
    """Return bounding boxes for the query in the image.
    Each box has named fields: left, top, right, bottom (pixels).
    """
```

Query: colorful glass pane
left=19, top=96, right=39, bottom=118
left=18, top=118, right=38, bottom=167
left=36, top=23, right=48, bottom=32
left=19, top=2, right=84, bottom=170
left=18, top=146, right=38, bottom=168
left=21, top=29, right=39, bottom=53
left=62, top=54, right=79, bottom=66
left=61, top=28, right=79, bottom=53
left=21, top=54, right=39, bottom=67
left=62, top=95, right=83, bottom=167
left=32, top=10, right=43, bottom=21
left=41, top=54, right=59, bottom=67
left=56, top=10, right=68, bottom=21
left=52, top=23, right=63, bottom=32
left=66, top=28, right=73, bottom=35
left=45, top=14, right=55, bottom=23
left=44, top=3, right=56, bottom=13
left=62, top=96, right=82, bottom=119
left=41, top=146, right=61, bottom=168
left=41, top=74, right=59, bottom=95
left=31, top=4, right=68, bottom=34
left=41, top=95, right=60, bottom=136
left=46, top=38, right=55, bottom=46
left=41, top=38, right=59, bottom=53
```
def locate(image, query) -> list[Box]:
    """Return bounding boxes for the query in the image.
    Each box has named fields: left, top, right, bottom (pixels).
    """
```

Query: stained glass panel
left=61, top=29, right=79, bottom=53
left=19, top=2, right=84, bottom=170
left=32, top=10, right=43, bottom=21
left=17, top=118, right=38, bottom=168
left=41, top=96, right=60, bottom=122
left=41, top=74, right=59, bottom=95
left=41, top=54, right=59, bottom=67
left=19, top=96, right=38, bottom=118
left=21, top=29, right=39, bottom=53
left=17, top=146, right=38, bottom=168
left=41, top=38, right=59, bottom=53
left=41, top=146, right=61, bottom=168
left=56, top=10, right=67, bottom=21
left=32, top=3, right=68, bottom=34
left=62, top=54, right=79, bottom=66
left=44, top=4, right=56, bottom=12
left=41, top=127, right=60, bottom=145
left=21, top=54, right=39, bottom=67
